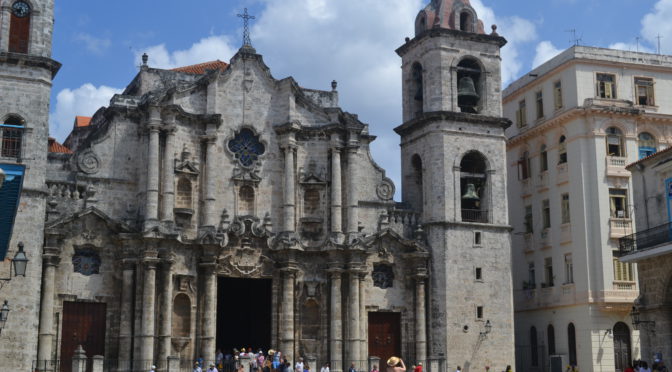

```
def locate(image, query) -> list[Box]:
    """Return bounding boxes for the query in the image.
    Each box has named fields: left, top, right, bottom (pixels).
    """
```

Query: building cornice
left=0, top=52, right=61, bottom=79
left=394, top=111, right=511, bottom=136
left=396, top=28, right=507, bottom=57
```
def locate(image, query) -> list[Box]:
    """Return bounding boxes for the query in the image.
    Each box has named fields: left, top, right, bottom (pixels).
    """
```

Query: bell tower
left=0, top=0, right=60, bottom=370
left=394, top=0, right=515, bottom=369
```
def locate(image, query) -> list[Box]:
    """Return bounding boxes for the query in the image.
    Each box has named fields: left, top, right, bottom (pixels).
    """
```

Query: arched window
left=1, top=115, right=24, bottom=158
left=239, top=185, right=255, bottom=215
left=411, top=63, right=424, bottom=117
left=547, top=324, right=556, bottom=355
left=530, top=326, right=539, bottom=367
left=606, top=127, right=625, bottom=157
left=558, top=135, right=567, bottom=164
left=303, top=188, right=320, bottom=216
left=412, top=154, right=423, bottom=208
left=568, top=323, right=577, bottom=366
left=9, top=1, right=32, bottom=54
left=176, top=178, right=192, bottom=209
left=540, top=144, right=548, bottom=172
left=613, top=322, right=631, bottom=372
left=460, top=11, right=473, bottom=32
left=457, top=59, right=482, bottom=114
left=172, top=294, right=191, bottom=337
left=638, top=132, right=656, bottom=159
left=460, top=151, right=488, bottom=223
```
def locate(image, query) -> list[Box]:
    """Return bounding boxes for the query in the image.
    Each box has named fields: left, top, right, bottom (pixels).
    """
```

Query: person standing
left=296, top=358, right=305, bottom=372
left=414, top=363, right=422, bottom=372
left=455, top=366, right=461, bottom=372
left=194, top=362, right=203, bottom=372
left=208, top=363, right=219, bottom=372
left=370, top=365, right=379, bottom=372
left=349, top=362, right=358, bottom=372
left=321, top=363, right=331, bottom=372
left=386, top=357, right=406, bottom=372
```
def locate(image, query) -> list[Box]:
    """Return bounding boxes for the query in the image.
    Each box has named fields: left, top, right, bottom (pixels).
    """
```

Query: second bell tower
left=394, top=0, right=515, bottom=369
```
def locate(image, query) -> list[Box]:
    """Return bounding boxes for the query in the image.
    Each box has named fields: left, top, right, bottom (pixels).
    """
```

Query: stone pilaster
left=359, top=272, right=367, bottom=366
left=145, top=108, right=162, bottom=223
left=202, top=135, right=218, bottom=227
left=328, top=269, right=343, bottom=372
left=348, top=268, right=361, bottom=366
left=37, top=253, right=60, bottom=364
left=283, top=143, right=297, bottom=233
left=280, top=267, right=297, bottom=363
left=331, top=144, right=343, bottom=238
left=160, top=125, right=177, bottom=222
left=140, top=255, right=159, bottom=366
left=415, top=273, right=427, bottom=365
left=199, top=262, right=217, bottom=364
left=346, top=142, right=359, bottom=237
left=158, top=257, right=174, bottom=370
left=118, top=259, right=136, bottom=372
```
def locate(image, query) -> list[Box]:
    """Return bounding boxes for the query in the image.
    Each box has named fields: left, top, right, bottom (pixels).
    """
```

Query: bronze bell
left=458, top=76, right=479, bottom=112
left=461, top=183, right=480, bottom=200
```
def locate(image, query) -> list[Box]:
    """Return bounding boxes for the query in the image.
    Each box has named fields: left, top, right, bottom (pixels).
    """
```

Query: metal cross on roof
left=237, top=8, right=256, bottom=47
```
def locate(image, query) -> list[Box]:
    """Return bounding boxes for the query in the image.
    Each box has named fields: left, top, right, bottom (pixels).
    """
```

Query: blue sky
left=49, top=0, right=671, bottom=195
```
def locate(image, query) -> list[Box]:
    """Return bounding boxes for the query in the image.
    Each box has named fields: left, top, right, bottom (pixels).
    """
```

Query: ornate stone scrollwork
left=77, top=150, right=101, bottom=174
left=376, top=177, right=395, bottom=201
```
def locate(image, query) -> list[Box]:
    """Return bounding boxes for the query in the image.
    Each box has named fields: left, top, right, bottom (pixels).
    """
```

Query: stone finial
left=491, top=24, right=499, bottom=36
left=405, top=37, right=410, bottom=43
left=331, top=80, right=338, bottom=91
left=142, top=53, right=149, bottom=66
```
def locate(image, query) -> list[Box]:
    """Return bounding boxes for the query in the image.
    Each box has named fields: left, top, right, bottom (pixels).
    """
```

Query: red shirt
left=414, top=366, right=422, bottom=372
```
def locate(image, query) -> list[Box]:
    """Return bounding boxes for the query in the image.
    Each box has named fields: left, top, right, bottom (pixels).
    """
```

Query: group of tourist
left=625, top=359, right=669, bottom=372
left=192, top=348, right=296, bottom=372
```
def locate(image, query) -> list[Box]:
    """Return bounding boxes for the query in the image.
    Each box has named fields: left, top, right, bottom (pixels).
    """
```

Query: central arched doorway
left=613, top=322, right=631, bottom=372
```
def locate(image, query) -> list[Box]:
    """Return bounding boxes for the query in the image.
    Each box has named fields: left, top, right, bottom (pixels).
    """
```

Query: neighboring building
left=0, top=1, right=61, bottom=372
left=504, top=46, right=672, bottom=372
left=619, top=148, right=672, bottom=363
left=1, top=1, right=517, bottom=371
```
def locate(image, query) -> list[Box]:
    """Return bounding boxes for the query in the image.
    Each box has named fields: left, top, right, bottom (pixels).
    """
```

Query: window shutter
left=516, top=110, right=522, bottom=128
left=605, top=82, right=613, bottom=98
left=0, top=167, right=25, bottom=260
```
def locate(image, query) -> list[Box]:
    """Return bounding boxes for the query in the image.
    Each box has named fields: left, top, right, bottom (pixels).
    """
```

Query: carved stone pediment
left=231, top=166, right=262, bottom=185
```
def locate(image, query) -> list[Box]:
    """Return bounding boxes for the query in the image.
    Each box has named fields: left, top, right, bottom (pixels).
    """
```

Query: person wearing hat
left=208, top=362, right=219, bottom=372
left=386, top=357, right=406, bottom=372
left=194, top=361, right=203, bottom=372
left=414, top=362, right=422, bottom=372
left=148, top=365, right=157, bottom=372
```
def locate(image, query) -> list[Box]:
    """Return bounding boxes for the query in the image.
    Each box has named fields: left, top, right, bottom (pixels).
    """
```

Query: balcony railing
left=619, top=221, right=672, bottom=256
left=606, top=156, right=630, bottom=177
left=461, top=209, right=488, bottom=223
left=610, top=218, right=633, bottom=239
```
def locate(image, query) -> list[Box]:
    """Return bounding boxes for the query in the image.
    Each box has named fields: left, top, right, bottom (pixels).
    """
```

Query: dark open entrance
left=216, top=277, right=273, bottom=355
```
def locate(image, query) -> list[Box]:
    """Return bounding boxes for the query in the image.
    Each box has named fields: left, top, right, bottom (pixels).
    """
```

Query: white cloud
left=49, top=84, right=122, bottom=142
left=471, top=0, right=537, bottom=85
left=74, top=33, right=111, bottom=55
left=532, top=41, right=563, bottom=68
left=641, top=0, right=672, bottom=54
left=135, top=35, right=237, bottom=69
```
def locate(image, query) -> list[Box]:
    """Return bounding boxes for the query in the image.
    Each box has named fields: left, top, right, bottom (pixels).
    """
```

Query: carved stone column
left=283, top=143, right=297, bottom=233
left=280, top=268, right=296, bottom=363
left=346, top=144, right=359, bottom=236
left=348, top=268, right=361, bottom=366
left=118, top=259, right=135, bottom=372
left=160, top=125, right=177, bottom=222
left=202, top=135, right=218, bottom=227
left=37, top=252, right=60, bottom=364
left=140, top=255, right=159, bottom=366
left=330, top=145, right=343, bottom=236
left=328, top=269, right=343, bottom=372
left=158, top=258, right=174, bottom=370
left=146, top=108, right=162, bottom=222
left=415, top=273, right=427, bottom=365
left=200, top=262, right=217, bottom=364
left=359, top=273, right=367, bottom=366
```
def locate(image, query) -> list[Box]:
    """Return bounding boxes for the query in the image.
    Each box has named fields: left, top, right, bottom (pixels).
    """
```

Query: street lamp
left=630, top=305, right=655, bottom=331
left=0, top=242, right=28, bottom=282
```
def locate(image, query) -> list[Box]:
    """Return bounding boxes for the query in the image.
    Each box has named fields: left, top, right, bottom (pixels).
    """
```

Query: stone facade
left=0, top=1, right=515, bottom=372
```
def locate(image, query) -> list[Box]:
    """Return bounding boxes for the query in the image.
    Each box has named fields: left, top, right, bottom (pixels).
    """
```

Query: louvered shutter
left=0, top=165, right=25, bottom=260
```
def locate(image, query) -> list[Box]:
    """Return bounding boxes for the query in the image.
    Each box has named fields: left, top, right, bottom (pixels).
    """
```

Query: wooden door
left=613, top=322, right=631, bottom=372
left=368, top=312, right=401, bottom=365
left=60, top=302, right=107, bottom=372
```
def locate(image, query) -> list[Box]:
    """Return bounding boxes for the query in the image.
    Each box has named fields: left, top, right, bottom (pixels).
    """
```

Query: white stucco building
left=504, top=46, right=672, bottom=372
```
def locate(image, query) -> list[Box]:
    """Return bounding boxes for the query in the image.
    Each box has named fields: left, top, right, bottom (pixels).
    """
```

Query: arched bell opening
left=460, top=151, right=488, bottom=223
left=460, top=11, right=474, bottom=32
left=410, top=62, right=424, bottom=118
left=457, top=59, right=483, bottom=114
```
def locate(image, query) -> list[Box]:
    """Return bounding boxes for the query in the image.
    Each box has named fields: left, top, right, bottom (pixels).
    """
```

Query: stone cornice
left=0, top=52, right=62, bottom=78
left=396, top=28, right=507, bottom=57
left=394, top=111, right=511, bottom=136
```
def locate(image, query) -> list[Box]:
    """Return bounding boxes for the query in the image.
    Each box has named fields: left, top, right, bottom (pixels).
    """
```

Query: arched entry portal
left=613, top=322, right=631, bottom=372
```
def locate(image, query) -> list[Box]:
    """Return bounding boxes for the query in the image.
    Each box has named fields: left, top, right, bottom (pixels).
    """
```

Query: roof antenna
left=566, top=29, right=582, bottom=46
left=142, top=53, right=148, bottom=66
left=657, top=34, right=663, bottom=55
left=636, top=37, right=641, bottom=53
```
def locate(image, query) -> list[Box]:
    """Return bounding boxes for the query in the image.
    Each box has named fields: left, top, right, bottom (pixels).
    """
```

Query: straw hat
left=268, top=349, right=276, bottom=355
left=387, top=357, right=401, bottom=367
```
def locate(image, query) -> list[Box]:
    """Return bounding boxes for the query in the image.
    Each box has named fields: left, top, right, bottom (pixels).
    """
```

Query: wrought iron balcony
left=461, top=209, right=488, bottom=223
left=619, top=221, right=672, bottom=256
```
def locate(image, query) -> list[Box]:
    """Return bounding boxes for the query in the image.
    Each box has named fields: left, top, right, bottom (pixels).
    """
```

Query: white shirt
left=296, top=362, right=305, bottom=372
left=321, top=367, right=330, bottom=372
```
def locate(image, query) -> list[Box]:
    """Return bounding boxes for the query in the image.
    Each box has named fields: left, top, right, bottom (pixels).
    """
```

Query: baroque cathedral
left=0, top=0, right=515, bottom=371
